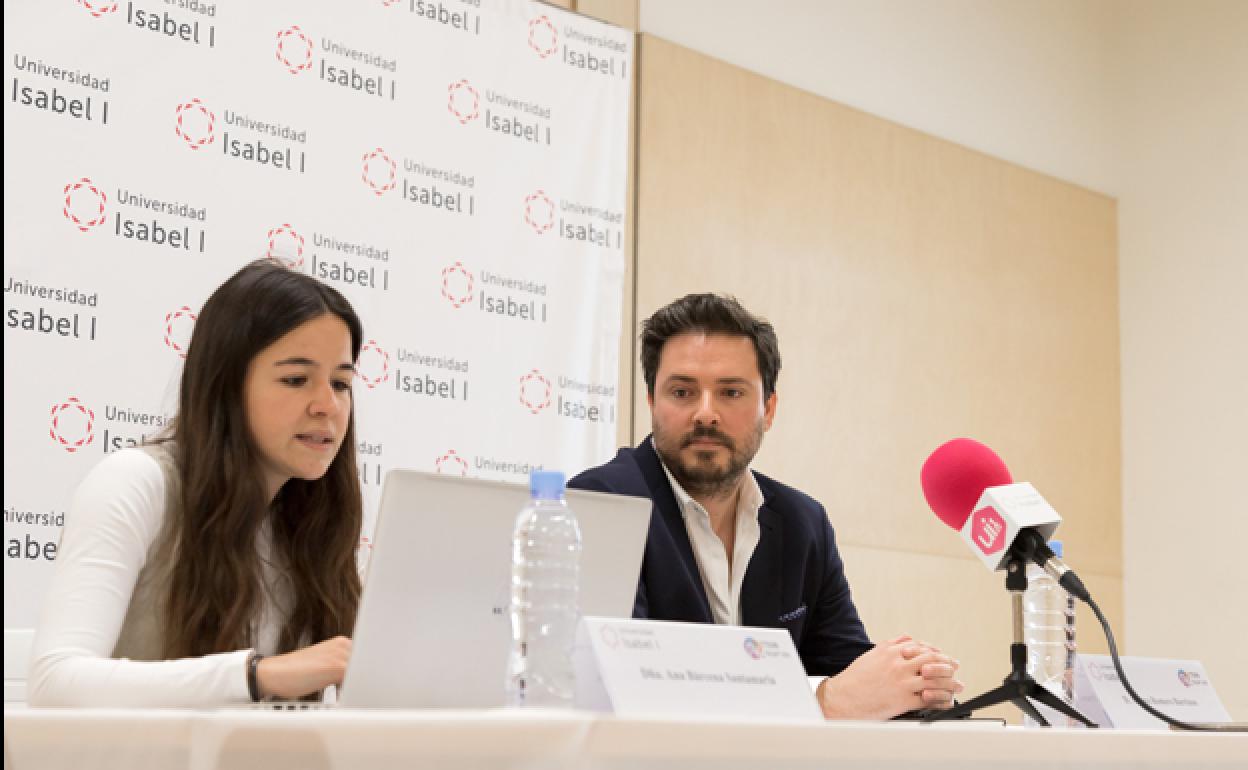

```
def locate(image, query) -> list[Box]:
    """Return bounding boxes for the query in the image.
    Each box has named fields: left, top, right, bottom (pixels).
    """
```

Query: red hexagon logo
left=436, top=449, right=469, bottom=476
left=275, top=25, right=314, bottom=74
left=62, top=178, right=108, bottom=232
left=969, top=506, right=1008, bottom=556
left=265, top=223, right=306, bottom=268
left=447, top=79, right=480, bottom=124
left=524, top=190, right=555, bottom=234
left=441, top=261, right=474, bottom=308
left=357, top=339, right=391, bottom=389
left=518, top=369, right=552, bottom=414
left=174, top=98, right=216, bottom=150
left=163, top=306, right=197, bottom=359
left=528, top=16, right=558, bottom=59
left=77, top=0, right=118, bottom=17
left=361, top=148, right=397, bottom=196
left=49, top=397, right=95, bottom=453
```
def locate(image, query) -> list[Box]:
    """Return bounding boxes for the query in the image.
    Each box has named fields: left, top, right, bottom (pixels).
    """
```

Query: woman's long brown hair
left=162, top=260, right=363, bottom=658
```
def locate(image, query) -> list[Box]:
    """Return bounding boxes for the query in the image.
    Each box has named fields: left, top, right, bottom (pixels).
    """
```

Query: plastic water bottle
left=1023, top=540, right=1077, bottom=727
left=505, top=470, right=582, bottom=708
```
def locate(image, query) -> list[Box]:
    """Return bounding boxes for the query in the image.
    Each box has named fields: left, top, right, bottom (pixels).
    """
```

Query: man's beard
left=653, top=420, right=765, bottom=500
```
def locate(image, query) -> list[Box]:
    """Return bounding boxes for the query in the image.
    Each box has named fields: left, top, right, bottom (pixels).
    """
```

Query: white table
left=5, top=706, right=1246, bottom=770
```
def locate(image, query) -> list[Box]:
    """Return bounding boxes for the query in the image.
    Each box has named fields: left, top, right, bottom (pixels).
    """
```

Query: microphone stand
left=924, top=554, right=1097, bottom=727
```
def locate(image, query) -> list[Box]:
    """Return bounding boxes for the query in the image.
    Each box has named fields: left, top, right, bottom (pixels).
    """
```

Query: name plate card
left=1074, top=654, right=1232, bottom=729
left=572, top=616, right=822, bottom=721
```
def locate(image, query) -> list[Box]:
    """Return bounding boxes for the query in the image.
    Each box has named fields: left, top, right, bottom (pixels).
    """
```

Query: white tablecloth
left=5, top=706, right=1246, bottom=770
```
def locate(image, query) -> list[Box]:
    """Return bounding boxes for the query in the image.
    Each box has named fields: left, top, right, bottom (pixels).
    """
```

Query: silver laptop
left=339, top=469, right=651, bottom=708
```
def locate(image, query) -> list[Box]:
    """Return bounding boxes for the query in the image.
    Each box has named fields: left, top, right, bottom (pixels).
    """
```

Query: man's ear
left=763, top=390, right=778, bottom=431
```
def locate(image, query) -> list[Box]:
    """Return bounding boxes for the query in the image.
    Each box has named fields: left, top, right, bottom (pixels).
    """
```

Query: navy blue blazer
left=570, top=437, right=873, bottom=677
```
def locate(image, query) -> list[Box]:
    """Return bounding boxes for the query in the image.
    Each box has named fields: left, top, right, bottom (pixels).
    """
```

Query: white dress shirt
left=657, top=442, right=764, bottom=626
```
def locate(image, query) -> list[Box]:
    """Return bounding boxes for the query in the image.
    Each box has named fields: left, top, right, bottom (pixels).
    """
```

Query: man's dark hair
left=641, top=293, right=781, bottom=399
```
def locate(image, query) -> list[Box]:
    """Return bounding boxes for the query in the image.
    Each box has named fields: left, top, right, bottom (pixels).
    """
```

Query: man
left=570, top=294, right=963, bottom=720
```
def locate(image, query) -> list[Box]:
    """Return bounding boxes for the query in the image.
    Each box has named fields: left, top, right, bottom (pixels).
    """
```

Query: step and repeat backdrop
left=2, top=0, right=632, bottom=632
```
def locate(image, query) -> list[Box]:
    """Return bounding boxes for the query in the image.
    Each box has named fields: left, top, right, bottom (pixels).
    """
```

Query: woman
left=29, top=260, right=364, bottom=706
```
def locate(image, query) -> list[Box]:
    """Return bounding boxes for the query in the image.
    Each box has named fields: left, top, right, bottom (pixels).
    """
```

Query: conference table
left=5, top=706, right=1246, bottom=770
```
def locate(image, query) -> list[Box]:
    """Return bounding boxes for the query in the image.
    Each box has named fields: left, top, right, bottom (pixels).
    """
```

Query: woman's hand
left=254, top=636, right=352, bottom=700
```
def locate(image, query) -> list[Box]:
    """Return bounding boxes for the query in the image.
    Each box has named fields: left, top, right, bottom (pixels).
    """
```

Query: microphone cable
left=1084, top=594, right=1244, bottom=732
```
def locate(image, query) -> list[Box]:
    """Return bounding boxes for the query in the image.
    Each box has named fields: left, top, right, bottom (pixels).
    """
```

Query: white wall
left=641, top=0, right=1247, bottom=719
left=1110, top=0, right=1248, bottom=722
left=641, top=0, right=1116, bottom=195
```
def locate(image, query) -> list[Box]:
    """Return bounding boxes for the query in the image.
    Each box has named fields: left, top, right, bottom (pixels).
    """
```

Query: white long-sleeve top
left=28, top=447, right=287, bottom=707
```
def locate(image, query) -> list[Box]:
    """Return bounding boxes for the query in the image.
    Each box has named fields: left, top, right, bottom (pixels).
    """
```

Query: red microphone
left=920, top=438, right=1013, bottom=530
left=920, top=438, right=1090, bottom=603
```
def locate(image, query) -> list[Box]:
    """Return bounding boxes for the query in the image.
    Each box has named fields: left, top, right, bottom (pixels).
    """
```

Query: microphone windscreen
left=921, top=438, right=1013, bottom=530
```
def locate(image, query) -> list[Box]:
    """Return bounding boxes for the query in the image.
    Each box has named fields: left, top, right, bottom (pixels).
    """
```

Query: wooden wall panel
left=633, top=35, right=1122, bottom=720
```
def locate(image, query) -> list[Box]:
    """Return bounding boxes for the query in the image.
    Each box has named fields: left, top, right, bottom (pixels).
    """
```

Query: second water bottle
left=506, top=470, right=583, bottom=708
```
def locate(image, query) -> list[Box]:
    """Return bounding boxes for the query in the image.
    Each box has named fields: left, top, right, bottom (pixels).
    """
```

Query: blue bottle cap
left=1048, top=539, right=1063, bottom=558
left=529, top=470, right=566, bottom=500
